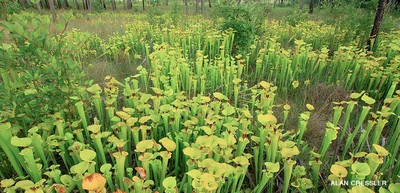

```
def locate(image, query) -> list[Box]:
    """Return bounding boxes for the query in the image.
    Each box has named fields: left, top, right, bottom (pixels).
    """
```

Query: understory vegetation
left=1, top=2, right=400, bottom=193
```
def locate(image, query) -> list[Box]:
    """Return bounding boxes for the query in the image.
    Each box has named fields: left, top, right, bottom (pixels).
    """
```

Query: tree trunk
left=102, top=0, right=106, bottom=9
left=88, top=0, right=92, bottom=12
left=208, top=0, right=211, bottom=7
left=127, top=0, right=132, bottom=9
left=201, top=0, right=204, bottom=15
left=185, top=0, right=188, bottom=15
left=112, top=0, right=116, bottom=11
left=309, top=0, right=314, bottom=14
left=48, top=0, right=57, bottom=22
left=123, top=0, right=126, bottom=9
left=74, top=0, right=80, bottom=9
left=41, top=0, right=49, bottom=9
left=195, top=0, right=198, bottom=14
left=35, top=2, right=42, bottom=11
left=366, top=0, right=387, bottom=51
left=1, top=1, right=7, bottom=21
left=64, top=0, right=70, bottom=8
left=56, top=0, right=62, bottom=8
left=142, top=0, right=145, bottom=10
left=237, top=0, right=240, bottom=6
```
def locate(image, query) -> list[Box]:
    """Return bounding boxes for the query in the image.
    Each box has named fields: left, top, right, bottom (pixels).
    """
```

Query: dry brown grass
left=275, top=84, right=350, bottom=148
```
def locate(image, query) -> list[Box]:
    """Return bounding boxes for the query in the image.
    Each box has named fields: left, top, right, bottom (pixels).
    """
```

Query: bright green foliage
left=0, top=10, right=400, bottom=193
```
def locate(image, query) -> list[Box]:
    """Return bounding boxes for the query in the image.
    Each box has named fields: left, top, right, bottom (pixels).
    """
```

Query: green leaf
left=44, top=169, right=61, bottom=179
left=366, top=153, right=383, bottom=164
left=293, top=165, right=306, bottom=177
left=14, top=180, right=34, bottom=190
left=60, top=175, right=73, bottom=186
left=351, top=162, right=371, bottom=178
left=87, top=125, right=101, bottom=133
left=232, top=156, right=250, bottom=166
left=264, top=162, right=280, bottom=173
left=389, top=183, right=400, bottom=193
left=257, top=114, right=277, bottom=125
left=330, top=164, right=347, bottom=178
left=299, top=178, right=313, bottom=190
left=11, top=136, right=32, bottom=147
left=350, top=152, right=367, bottom=158
left=283, top=104, right=291, bottom=111
left=126, top=117, right=138, bottom=126
left=71, top=162, right=89, bottom=174
left=138, top=116, right=151, bottom=124
left=24, top=88, right=37, bottom=95
left=259, top=81, right=271, bottom=89
left=372, top=144, right=389, bottom=157
left=281, top=146, right=300, bottom=158
left=116, top=111, right=131, bottom=120
left=233, top=78, right=242, bottom=85
left=192, top=179, right=204, bottom=189
left=187, top=169, right=202, bottom=179
left=350, top=91, right=365, bottom=99
left=162, top=177, right=177, bottom=190
left=100, top=164, right=112, bottom=173
left=159, top=151, right=171, bottom=159
left=0, top=122, right=11, bottom=130
left=348, top=186, right=375, bottom=193
left=159, top=137, right=176, bottom=152
left=80, top=149, right=97, bottom=162
left=213, top=92, right=228, bottom=100
left=135, top=140, right=154, bottom=153
left=0, top=179, right=15, bottom=188
left=379, top=187, right=391, bottom=193
left=306, top=104, right=314, bottom=111
left=183, top=147, right=202, bottom=160
left=361, top=94, right=376, bottom=105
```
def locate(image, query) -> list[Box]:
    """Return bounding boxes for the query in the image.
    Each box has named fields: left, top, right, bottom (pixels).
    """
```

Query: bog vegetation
left=1, top=0, right=400, bottom=193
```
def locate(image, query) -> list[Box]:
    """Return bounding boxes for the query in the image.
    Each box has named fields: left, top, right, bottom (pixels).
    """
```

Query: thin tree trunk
left=142, top=0, right=145, bottom=10
left=237, top=0, right=240, bottom=6
left=35, top=2, right=42, bottom=11
left=123, top=0, right=126, bottom=9
left=41, top=0, right=49, bottom=9
left=1, top=1, right=7, bottom=21
left=74, top=0, right=80, bottom=9
left=309, top=0, right=314, bottom=14
left=208, top=0, right=211, bottom=7
left=185, top=0, right=188, bottom=15
left=64, top=0, right=70, bottom=8
left=366, top=0, right=387, bottom=51
left=127, top=0, right=132, bottom=9
left=56, top=0, right=62, bottom=8
left=195, top=0, right=198, bottom=14
left=112, top=0, right=116, bottom=11
left=88, top=0, right=92, bottom=12
left=48, top=0, right=57, bottom=22
left=201, top=0, right=204, bottom=15
left=102, top=0, right=106, bottom=9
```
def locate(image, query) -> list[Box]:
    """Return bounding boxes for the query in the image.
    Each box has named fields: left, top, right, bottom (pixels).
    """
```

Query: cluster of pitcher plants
left=1, top=11, right=400, bottom=193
